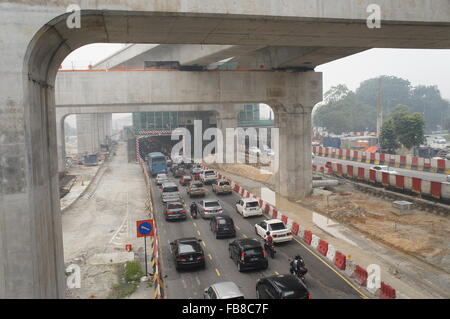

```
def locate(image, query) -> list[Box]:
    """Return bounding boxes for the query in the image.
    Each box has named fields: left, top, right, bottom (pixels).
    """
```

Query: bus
left=148, top=152, right=167, bottom=177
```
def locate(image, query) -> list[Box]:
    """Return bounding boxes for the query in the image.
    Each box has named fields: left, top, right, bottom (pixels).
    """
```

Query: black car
left=164, top=201, right=187, bottom=221
left=170, top=238, right=205, bottom=271
left=256, top=274, right=311, bottom=299
left=210, top=215, right=236, bottom=239
left=228, top=238, right=268, bottom=272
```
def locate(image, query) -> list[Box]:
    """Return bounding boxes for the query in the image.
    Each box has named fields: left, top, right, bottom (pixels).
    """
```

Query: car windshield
left=205, top=171, right=215, bottom=175
left=220, top=182, right=230, bottom=186
left=163, top=186, right=179, bottom=192
left=246, top=201, right=259, bottom=208
left=152, top=157, right=166, bottom=164
left=205, top=201, right=220, bottom=207
left=244, top=248, right=263, bottom=257
left=191, top=183, right=203, bottom=188
left=269, top=222, right=286, bottom=231
left=168, top=203, right=184, bottom=210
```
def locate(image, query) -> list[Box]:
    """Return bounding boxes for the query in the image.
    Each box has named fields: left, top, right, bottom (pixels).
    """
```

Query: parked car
left=228, top=238, right=268, bottom=272
left=210, top=215, right=236, bottom=239
left=212, top=179, right=232, bottom=195
left=255, top=219, right=292, bottom=243
left=256, top=274, right=311, bottom=299
left=161, top=182, right=182, bottom=203
left=164, top=201, right=187, bottom=221
left=179, top=175, right=192, bottom=186
left=370, top=165, right=398, bottom=174
left=204, top=282, right=245, bottom=299
left=235, top=198, right=263, bottom=217
left=200, top=169, right=218, bottom=185
left=155, top=173, right=169, bottom=187
left=187, top=181, right=206, bottom=198
left=170, top=237, right=205, bottom=271
left=198, top=199, right=224, bottom=219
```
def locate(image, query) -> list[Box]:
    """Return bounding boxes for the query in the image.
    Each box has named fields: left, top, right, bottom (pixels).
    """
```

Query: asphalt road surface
left=313, top=156, right=448, bottom=183
left=151, top=172, right=366, bottom=299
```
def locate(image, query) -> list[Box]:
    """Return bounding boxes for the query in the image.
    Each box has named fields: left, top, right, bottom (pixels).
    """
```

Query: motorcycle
left=191, top=209, right=198, bottom=219
left=264, top=242, right=276, bottom=259
left=289, top=258, right=308, bottom=284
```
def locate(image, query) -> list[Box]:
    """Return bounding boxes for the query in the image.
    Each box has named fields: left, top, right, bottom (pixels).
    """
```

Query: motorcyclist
left=190, top=201, right=198, bottom=217
left=290, top=254, right=307, bottom=276
left=264, top=231, right=274, bottom=253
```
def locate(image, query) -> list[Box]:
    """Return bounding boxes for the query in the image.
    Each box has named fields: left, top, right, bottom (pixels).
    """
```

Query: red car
left=179, top=175, right=193, bottom=186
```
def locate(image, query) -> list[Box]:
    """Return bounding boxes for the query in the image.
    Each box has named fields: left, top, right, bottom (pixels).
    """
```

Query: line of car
left=153, top=160, right=311, bottom=299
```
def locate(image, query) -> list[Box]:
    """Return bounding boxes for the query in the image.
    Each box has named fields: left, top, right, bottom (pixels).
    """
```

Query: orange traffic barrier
left=272, top=209, right=278, bottom=219
left=354, top=265, right=368, bottom=286
left=303, top=230, right=312, bottom=245
left=291, top=222, right=299, bottom=235
left=334, top=251, right=346, bottom=270
left=318, top=239, right=329, bottom=256
left=281, top=215, right=288, bottom=225
left=380, top=281, right=396, bottom=299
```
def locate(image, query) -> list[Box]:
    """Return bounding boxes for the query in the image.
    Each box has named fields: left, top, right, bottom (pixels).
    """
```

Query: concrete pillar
left=76, top=114, right=100, bottom=154
left=56, top=114, right=66, bottom=175
left=215, top=105, right=241, bottom=164
left=274, top=105, right=313, bottom=199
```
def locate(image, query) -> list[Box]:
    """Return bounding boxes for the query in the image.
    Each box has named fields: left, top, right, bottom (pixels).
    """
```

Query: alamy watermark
left=66, top=4, right=81, bottom=29
left=367, top=4, right=382, bottom=29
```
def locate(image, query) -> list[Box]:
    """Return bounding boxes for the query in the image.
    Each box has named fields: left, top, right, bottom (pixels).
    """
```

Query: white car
left=254, top=219, right=292, bottom=243
left=200, top=169, right=218, bottom=185
left=235, top=198, right=263, bottom=217
left=249, top=146, right=261, bottom=154
left=370, top=165, right=398, bottom=175
left=156, top=173, right=169, bottom=187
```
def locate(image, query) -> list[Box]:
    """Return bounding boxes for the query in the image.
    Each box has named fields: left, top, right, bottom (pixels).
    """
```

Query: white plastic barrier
left=311, top=234, right=320, bottom=249
left=299, top=226, right=305, bottom=239
left=326, top=244, right=336, bottom=262
left=345, top=260, right=356, bottom=277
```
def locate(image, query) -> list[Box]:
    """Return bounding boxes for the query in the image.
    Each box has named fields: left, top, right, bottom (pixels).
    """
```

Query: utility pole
left=376, top=78, right=384, bottom=138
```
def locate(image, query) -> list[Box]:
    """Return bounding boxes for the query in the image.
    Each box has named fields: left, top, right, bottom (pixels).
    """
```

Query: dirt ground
left=62, top=142, right=151, bottom=299
left=210, top=162, right=450, bottom=273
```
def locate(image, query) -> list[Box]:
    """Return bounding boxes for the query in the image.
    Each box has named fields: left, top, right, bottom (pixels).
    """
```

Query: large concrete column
left=76, top=114, right=101, bottom=154
left=56, top=114, right=66, bottom=175
left=215, top=105, right=241, bottom=164
left=274, top=105, right=313, bottom=199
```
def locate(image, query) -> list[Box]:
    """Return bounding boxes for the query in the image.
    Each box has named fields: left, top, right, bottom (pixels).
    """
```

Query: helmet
left=266, top=231, right=271, bottom=236
left=295, top=254, right=301, bottom=260
left=192, top=201, right=196, bottom=204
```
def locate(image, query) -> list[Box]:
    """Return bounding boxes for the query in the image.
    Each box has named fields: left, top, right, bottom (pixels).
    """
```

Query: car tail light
left=197, top=255, right=204, bottom=259
left=166, top=211, right=173, bottom=215
left=180, top=210, right=186, bottom=214
left=262, top=250, right=266, bottom=257
left=287, top=232, right=292, bottom=236
left=176, top=257, right=186, bottom=261
left=307, top=293, right=313, bottom=299
left=241, top=252, right=245, bottom=261
left=273, top=234, right=278, bottom=238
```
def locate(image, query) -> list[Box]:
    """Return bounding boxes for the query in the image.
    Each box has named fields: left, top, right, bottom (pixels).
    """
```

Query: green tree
left=380, top=118, right=400, bottom=153
left=395, top=112, right=425, bottom=149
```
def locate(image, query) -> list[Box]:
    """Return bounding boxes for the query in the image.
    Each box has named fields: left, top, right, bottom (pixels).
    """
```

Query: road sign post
left=136, top=219, right=154, bottom=277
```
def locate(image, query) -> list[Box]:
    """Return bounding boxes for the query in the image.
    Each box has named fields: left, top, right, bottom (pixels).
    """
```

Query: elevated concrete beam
left=55, top=70, right=322, bottom=107
left=94, top=44, right=266, bottom=69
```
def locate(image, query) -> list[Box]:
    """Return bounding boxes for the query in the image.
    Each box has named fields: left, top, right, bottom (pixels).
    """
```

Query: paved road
left=151, top=173, right=366, bottom=299
left=313, top=156, right=448, bottom=183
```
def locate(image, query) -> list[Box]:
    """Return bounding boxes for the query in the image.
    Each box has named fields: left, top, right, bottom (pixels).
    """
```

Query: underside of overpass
left=1, top=0, right=450, bottom=298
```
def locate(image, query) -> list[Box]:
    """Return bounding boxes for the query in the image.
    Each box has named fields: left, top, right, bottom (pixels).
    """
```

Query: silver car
left=198, top=199, right=224, bottom=219
left=161, top=182, right=182, bottom=203
left=204, top=282, right=245, bottom=299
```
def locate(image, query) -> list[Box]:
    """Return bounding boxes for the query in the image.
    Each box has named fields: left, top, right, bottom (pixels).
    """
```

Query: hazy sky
left=62, top=44, right=450, bottom=126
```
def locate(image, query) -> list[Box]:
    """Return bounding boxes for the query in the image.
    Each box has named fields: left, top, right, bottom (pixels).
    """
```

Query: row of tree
left=313, top=75, right=450, bottom=134
left=379, top=105, right=425, bottom=153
